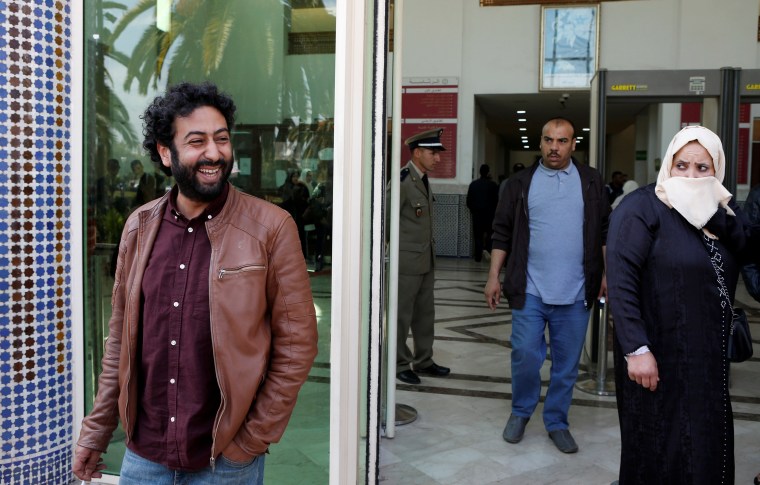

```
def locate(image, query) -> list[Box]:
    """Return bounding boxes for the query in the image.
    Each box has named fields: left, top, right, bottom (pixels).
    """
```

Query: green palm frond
left=123, top=26, right=171, bottom=93
left=111, top=0, right=238, bottom=93
left=101, top=1, right=128, bottom=25
left=154, top=17, right=180, bottom=78
left=94, top=81, right=138, bottom=148
left=105, top=49, right=131, bottom=69
left=201, top=3, right=234, bottom=75
left=110, top=0, right=154, bottom=45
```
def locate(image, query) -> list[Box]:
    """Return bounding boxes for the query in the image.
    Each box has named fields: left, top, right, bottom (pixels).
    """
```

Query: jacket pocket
left=410, top=197, right=429, bottom=215
left=218, top=263, right=266, bottom=279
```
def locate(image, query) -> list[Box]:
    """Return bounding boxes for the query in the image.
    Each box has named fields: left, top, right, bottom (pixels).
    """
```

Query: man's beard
left=170, top=147, right=233, bottom=202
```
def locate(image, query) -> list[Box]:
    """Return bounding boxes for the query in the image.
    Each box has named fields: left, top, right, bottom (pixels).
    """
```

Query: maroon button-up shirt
left=128, top=184, right=228, bottom=470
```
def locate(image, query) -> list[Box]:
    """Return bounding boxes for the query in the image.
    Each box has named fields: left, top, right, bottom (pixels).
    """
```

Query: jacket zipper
left=218, top=264, right=266, bottom=279
left=209, top=247, right=222, bottom=471
left=209, top=261, right=268, bottom=468
left=583, top=177, right=593, bottom=309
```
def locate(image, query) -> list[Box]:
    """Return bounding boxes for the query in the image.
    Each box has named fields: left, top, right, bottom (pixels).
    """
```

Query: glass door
left=82, top=1, right=336, bottom=481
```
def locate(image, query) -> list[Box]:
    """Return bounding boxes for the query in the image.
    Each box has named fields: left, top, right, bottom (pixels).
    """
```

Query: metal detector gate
left=578, top=68, right=746, bottom=396
left=740, top=70, right=760, bottom=188
left=589, top=68, right=741, bottom=189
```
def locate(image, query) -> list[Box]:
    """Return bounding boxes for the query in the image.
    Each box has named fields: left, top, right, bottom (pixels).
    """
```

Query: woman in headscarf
left=610, top=179, right=639, bottom=210
left=607, top=126, right=755, bottom=484
left=300, top=168, right=315, bottom=195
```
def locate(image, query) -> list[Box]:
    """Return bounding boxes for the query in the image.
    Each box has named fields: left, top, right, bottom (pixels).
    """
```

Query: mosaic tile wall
left=0, top=1, right=74, bottom=484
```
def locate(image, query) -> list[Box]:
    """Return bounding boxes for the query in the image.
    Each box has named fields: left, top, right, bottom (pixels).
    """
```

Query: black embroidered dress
left=607, top=185, right=747, bottom=485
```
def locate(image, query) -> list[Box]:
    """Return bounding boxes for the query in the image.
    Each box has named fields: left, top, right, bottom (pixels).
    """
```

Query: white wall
left=607, top=124, right=636, bottom=180
left=402, top=0, right=760, bottom=193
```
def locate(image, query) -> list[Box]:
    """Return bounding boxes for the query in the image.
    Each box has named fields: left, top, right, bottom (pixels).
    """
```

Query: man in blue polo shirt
left=484, top=117, right=609, bottom=454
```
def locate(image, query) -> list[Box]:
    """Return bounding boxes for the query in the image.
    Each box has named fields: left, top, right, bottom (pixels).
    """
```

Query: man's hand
left=626, top=352, right=659, bottom=391
left=597, top=273, right=608, bottom=300
left=484, top=249, right=508, bottom=310
left=72, top=445, right=106, bottom=481
left=484, top=275, right=501, bottom=310
left=222, top=440, right=254, bottom=464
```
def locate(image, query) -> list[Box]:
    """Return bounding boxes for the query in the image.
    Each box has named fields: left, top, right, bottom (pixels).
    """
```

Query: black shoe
left=502, top=414, right=529, bottom=443
left=396, top=369, right=420, bottom=384
left=548, top=429, right=578, bottom=453
left=416, top=362, right=450, bottom=377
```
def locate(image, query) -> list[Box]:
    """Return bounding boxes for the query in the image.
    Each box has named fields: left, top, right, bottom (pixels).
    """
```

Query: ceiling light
left=517, top=110, right=526, bottom=114
left=519, top=128, right=527, bottom=131
left=518, top=118, right=527, bottom=122
left=582, top=127, right=590, bottom=132
left=576, top=136, right=584, bottom=140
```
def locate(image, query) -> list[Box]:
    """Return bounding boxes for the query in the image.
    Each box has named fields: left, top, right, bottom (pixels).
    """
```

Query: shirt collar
left=538, top=158, right=575, bottom=177
left=409, top=161, right=425, bottom=179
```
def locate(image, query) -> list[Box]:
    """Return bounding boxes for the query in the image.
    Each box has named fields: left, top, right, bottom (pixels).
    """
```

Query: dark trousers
left=471, top=216, right=492, bottom=261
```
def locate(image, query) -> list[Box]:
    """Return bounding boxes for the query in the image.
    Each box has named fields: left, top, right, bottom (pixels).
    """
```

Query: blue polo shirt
left=525, top=161, right=585, bottom=305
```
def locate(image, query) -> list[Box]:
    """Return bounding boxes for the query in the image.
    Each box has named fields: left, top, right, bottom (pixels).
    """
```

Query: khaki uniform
left=396, top=161, right=436, bottom=372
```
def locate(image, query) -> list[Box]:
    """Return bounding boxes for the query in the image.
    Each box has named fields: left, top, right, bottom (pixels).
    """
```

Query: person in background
left=499, top=162, right=525, bottom=201
left=741, top=184, right=760, bottom=485
left=309, top=148, right=334, bottom=271
left=300, top=168, right=315, bottom=195
left=394, top=128, right=451, bottom=385
left=610, top=179, right=639, bottom=210
left=279, top=169, right=311, bottom=255
left=741, top=183, right=760, bottom=301
left=72, top=82, right=318, bottom=484
left=607, top=125, right=754, bottom=484
left=485, top=117, right=609, bottom=454
left=605, top=170, right=627, bottom=205
left=130, top=158, right=157, bottom=207
left=96, top=158, right=123, bottom=208
left=466, top=163, right=499, bottom=262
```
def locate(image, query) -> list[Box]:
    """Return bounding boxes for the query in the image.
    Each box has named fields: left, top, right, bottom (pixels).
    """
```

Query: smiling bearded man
left=73, top=82, right=318, bottom=485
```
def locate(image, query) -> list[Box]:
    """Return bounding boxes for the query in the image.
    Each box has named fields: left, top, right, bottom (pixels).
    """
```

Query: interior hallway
left=378, top=257, right=760, bottom=485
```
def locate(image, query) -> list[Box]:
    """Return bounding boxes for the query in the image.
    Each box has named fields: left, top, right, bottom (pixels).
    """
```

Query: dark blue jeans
left=510, top=294, right=590, bottom=431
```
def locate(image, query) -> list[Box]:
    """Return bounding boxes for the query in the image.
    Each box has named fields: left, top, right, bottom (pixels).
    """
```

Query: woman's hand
left=626, top=352, right=659, bottom=391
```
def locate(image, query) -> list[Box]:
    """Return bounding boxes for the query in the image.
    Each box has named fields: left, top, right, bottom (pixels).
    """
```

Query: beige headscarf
left=654, top=125, right=734, bottom=234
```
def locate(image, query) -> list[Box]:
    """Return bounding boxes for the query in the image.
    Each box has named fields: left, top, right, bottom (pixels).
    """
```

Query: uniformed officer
left=395, top=128, right=451, bottom=384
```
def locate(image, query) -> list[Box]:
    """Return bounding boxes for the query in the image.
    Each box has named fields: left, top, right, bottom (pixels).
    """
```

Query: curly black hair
left=141, top=82, right=237, bottom=177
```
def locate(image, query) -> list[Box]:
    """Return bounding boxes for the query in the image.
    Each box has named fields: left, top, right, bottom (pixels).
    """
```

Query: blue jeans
left=119, top=448, right=265, bottom=485
left=510, top=293, right=590, bottom=431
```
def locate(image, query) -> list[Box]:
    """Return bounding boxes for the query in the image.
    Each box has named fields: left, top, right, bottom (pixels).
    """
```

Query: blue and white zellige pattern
left=0, top=1, right=73, bottom=483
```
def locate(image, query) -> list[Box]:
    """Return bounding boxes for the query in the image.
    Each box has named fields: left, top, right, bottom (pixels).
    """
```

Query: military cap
left=405, top=128, right=446, bottom=151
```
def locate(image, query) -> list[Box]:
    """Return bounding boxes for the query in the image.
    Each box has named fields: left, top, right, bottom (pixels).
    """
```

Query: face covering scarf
left=654, top=125, right=734, bottom=237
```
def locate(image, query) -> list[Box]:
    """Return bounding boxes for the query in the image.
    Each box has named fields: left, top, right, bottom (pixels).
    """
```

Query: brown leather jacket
left=77, top=185, right=318, bottom=467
